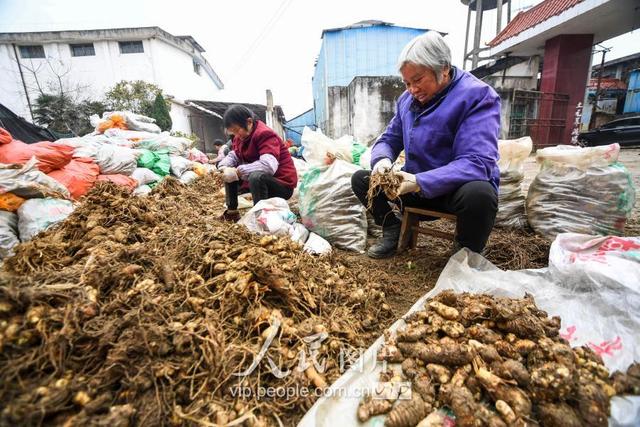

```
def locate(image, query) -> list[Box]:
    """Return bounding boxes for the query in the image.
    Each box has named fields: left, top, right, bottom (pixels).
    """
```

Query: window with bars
left=118, top=41, right=144, bottom=54
left=18, top=45, right=45, bottom=59
left=70, top=43, right=95, bottom=57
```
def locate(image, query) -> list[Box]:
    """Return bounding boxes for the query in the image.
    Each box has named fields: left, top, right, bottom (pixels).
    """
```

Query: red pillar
left=539, top=34, right=593, bottom=146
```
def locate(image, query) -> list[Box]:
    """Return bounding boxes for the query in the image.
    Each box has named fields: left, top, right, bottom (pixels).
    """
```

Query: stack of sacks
left=0, top=130, right=75, bottom=253
left=495, top=137, right=533, bottom=229
left=87, top=112, right=212, bottom=194
left=90, top=111, right=161, bottom=134
left=0, top=128, right=73, bottom=173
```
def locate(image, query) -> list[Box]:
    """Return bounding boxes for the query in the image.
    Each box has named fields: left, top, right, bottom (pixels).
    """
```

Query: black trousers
left=225, top=171, right=294, bottom=210
left=351, top=169, right=498, bottom=253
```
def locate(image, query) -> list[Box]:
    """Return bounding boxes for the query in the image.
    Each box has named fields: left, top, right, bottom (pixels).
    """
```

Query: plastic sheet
left=299, top=242, right=640, bottom=426
left=0, top=158, right=70, bottom=199
left=0, top=211, right=19, bottom=260
left=495, top=137, right=532, bottom=229
left=526, top=144, right=635, bottom=239
left=17, top=198, right=74, bottom=242
left=298, top=160, right=367, bottom=253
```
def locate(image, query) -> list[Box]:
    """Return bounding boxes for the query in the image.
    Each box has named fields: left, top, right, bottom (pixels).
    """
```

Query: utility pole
left=472, top=0, right=484, bottom=69
left=588, top=45, right=611, bottom=130
left=12, top=44, right=34, bottom=121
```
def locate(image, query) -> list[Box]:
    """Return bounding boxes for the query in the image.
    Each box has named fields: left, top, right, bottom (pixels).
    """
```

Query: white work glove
left=395, top=171, right=421, bottom=195
left=372, top=158, right=392, bottom=175
left=221, top=167, right=239, bottom=183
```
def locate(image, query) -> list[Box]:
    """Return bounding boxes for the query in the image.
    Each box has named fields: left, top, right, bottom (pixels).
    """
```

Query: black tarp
left=0, top=103, right=56, bottom=143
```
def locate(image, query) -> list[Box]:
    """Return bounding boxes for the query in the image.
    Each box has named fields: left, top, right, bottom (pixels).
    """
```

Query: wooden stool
left=398, top=207, right=457, bottom=250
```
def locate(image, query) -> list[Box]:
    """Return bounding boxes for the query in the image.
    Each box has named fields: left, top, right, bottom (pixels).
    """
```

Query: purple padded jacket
left=371, top=67, right=501, bottom=199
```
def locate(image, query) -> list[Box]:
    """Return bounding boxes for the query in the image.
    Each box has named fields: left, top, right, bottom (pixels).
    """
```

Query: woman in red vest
left=217, top=105, right=298, bottom=222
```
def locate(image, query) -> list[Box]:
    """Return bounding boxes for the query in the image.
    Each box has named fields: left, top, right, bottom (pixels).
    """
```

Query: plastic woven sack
left=526, top=144, right=635, bottom=239
left=187, top=148, right=209, bottom=163
left=192, top=163, right=207, bottom=177
left=179, top=171, right=198, bottom=184
left=48, top=157, right=99, bottom=200
left=102, top=128, right=160, bottom=144
left=0, top=128, right=11, bottom=145
left=0, top=193, right=25, bottom=212
left=0, top=210, right=19, bottom=260
left=239, top=198, right=298, bottom=234
left=137, top=149, right=170, bottom=176
left=133, top=133, right=192, bottom=155
left=133, top=185, right=153, bottom=196
left=292, top=158, right=311, bottom=180
left=64, top=139, right=139, bottom=176
left=358, top=146, right=372, bottom=170
left=91, top=145, right=139, bottom=175
left=0, top=134, right=73, bottom=174
left=299, top=247, right=640, bottom=427
left=351, top=143, right=367, bottom=166
left=131, top=168, right=161, bottom=186
left=495, top=137, right=532, bottom=229
left=298, top=160, right=367, bottom=252
left=96, top=174, right=138, bottom=191
left=92, top=111, right=161, bottom=134
left=17, top=198, right=74, bottom=242
left=170, top=156, right=193, bottom=177
left=301, top=127, right=357, bottom=167
left=0, top=158, right=70, bottom=199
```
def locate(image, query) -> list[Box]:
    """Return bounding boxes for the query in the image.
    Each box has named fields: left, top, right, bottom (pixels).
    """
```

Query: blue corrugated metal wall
left=623, top=69, right=640, bottom=114
left=312, top=25, right=428, bottom=131
left=284, top=108, right=316, bottom=145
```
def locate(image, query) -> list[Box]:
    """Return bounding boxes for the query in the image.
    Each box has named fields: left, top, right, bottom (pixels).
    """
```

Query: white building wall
left=0, top=44, right=29, bottom=118
left=150, top=39, right=219, bottom=101
left=168, top=101, right=192, bottom=134
left=0, top=36, right=220, bottom=131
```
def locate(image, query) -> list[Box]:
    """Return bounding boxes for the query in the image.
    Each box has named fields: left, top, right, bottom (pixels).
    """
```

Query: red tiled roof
left=587, top=78, right=627, bottom=90
left=489, top=0, right=585, bottom=47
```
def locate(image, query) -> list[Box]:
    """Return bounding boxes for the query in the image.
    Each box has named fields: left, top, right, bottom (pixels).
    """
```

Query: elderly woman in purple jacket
left=351, top=31, right=500, bottom=259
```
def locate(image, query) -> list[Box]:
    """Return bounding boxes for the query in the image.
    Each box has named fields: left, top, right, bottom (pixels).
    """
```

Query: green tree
left=104, top=80, right=164, bottom=116
left=33, top=94, right=105, bottom=136
left=150, top=93, right=172, bottom=131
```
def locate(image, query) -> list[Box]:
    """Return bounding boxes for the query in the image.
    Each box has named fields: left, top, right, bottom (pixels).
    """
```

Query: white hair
left=397, top=31, right=452, bottom=83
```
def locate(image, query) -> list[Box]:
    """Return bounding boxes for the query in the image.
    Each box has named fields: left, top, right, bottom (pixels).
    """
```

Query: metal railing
left=508, top=90, right=569, bottom=147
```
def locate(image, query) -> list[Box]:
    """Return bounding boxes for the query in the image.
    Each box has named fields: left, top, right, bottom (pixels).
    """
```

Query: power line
left=231, top=0, right=294, bottom=75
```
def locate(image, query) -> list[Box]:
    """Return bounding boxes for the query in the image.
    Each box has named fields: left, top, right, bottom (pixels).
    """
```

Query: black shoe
left=367, top=223, right=401, bottom=259
left=219, top=209, right=241, bottom=222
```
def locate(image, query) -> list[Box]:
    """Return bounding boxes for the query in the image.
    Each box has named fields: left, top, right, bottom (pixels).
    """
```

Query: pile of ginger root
left=357, top=291, right=639, bottom=427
